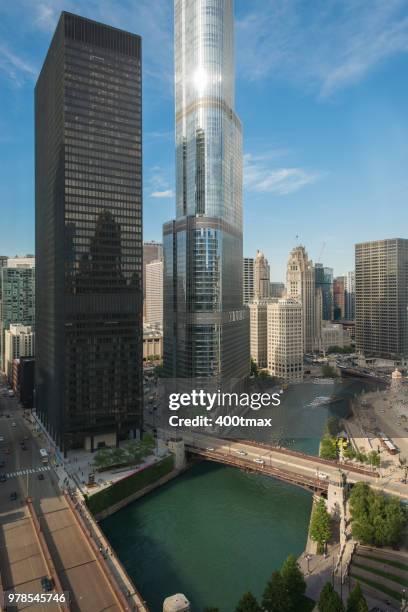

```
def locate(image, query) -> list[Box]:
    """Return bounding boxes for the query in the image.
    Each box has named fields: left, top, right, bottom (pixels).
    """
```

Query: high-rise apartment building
left=286, top=246, right=320, bottom=353
left=243, top=257, right=254, bottom=304
left=315, top=264, right=333, bottom=321
left=163, top=0, right=249, bottom=382
left=254, top=250, right=270, bottom=299
left=0, top=257, right=35, bottom=370
left=145, top=260, right=163, bottom=328
left=35, top=12, right=143, bottom=452
left=267, top=298, right=303, bottom=381
left=345, top=271, right=355, bottom=321
left=333, top=276, right=346, bottom=320
left=355, top=239, right=408, bottom=359
left=4, top=324, right=35, bottom=381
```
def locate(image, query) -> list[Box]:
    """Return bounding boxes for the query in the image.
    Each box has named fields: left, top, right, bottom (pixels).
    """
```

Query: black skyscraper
left=35, top=12, right=143, bottom=452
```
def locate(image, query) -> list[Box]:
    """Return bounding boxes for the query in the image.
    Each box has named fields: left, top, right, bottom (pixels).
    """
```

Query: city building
left=249, top=299, right=275, bottom=368
left=270, top=282, right=285, bottom=299
left=321, top=322, right=352, bottom=353
left=243, top=257, right=254, bottom=304
left=345, top=270, right=355, bottom=321
left=4, top=324, right=35, bottom=381
left=333, top=276, right=346, bottom=320
left=286, top=246, right=320, bottom=353
left=355, top=238, right=408, bottom=359
left=163, top=0, right=249, bottom=383
left=143, top=326, right=163, bottom=362
left=254, top=250, right=270, bottom=299
left=0, top=256, right=35, bottom=370
left=12, top=356, right=35, bottom=408
left=315, top=264, right=333, bottom=321
left=35, top=12, right=143, bottom=452
left=267, top=298, right=303, bottom=382
left=145, top=260, right=163, bottom=328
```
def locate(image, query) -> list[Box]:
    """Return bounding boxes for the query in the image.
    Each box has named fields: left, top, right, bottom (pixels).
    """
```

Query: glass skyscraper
left=35, top=13, right=143, bottom=452
left=163, top=0, right=249, bottom=382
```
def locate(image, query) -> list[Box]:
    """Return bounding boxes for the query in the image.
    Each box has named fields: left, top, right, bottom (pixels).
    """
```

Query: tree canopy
left=309, top=499, right=332, bottom=553
left=318, top=582, right=344, bottom=612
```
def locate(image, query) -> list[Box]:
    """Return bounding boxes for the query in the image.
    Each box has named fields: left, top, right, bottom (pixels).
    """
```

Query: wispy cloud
left=244, top=153, right=321, bottom=195
left=0, top=44, right=36, bottom=86
left=236, top=0, right=408, bottom=97
left=151, top=189, right=174, bottom=199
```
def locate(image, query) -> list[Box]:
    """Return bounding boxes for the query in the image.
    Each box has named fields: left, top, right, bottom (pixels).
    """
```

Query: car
left=254, top=458, right=264, bottom=465
left=236, top=450, right=247, bottom=456
left=11, top=422, right=16, bottom=427
left=21, top=445, right=27, bottom=451
left=10, top=492, right=17, bottom=501
left=24, top=435, right=29, bottom=440
left=0, top=474, right=7, bottom=483
left=40, top=577, right=54, bottom=592
left=0, top=461, right=5, bottom=468
left=0, top=436, right=4, bottom=442
left=206, top=447, right=215, bottom=451
left=38, top=473, right=45, bottom=481
left=316, top=472, right=329, bottom=479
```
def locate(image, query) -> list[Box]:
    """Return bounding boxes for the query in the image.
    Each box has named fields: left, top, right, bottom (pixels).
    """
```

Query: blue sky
left=0, top=0, right=408, bottom=281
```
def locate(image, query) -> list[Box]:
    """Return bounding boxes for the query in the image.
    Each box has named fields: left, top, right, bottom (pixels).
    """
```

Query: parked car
left=0, top=474, right=7, bottom=483
left=10, top=492, right=17, bottom=501
left=41, top=577, right=54, bottom=592
left=38, top=473, right=45, bottom=481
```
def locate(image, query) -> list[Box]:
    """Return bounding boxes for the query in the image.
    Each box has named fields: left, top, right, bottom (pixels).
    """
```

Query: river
left=101, top=378, right=380, bottom=611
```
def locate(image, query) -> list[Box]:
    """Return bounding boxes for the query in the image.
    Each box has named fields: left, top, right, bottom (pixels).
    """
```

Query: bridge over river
left=180, top=433, right=408, bottom=500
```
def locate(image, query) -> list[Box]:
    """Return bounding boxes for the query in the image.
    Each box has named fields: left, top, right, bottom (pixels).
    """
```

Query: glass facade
left=315, top=264, right=333, bottom=321
left=163, top=0, right=249, bottom=384
left=35, top=12, right=143, bottom=452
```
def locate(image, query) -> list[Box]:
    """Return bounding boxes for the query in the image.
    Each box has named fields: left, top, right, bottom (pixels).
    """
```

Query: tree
left=367, top=450, right=380, bottom=468
left=321, top=364, right=338, bottom=378
left=320, top=435, right=337, bottom=460
left=235, top=592, right=262, bottom=612
left=349, top=482, right=407, bottom=547
left=346, top=582, right=368, bottom=612
left=309, top=499, right=332, bottom=554
left=318, top=582, right=344, bottom=612
left=250, top=358, right=259, bottom=377
left=280, top=554, right=306, bottom=611
left=262, top=571, right=291, bottom=612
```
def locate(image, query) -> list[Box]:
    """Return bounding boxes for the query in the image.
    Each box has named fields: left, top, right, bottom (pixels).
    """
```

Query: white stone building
left=267, top=298, right=303, bottom=382
left=145, top=260, right=163, bottom=328
left=4, top=324, right=35, bottom=380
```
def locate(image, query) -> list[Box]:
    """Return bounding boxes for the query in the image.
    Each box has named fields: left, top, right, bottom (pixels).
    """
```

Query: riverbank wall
left=86, top=454, right=179, bottom=520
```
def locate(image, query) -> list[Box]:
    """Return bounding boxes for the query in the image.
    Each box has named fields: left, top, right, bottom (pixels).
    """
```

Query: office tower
left=254, top=250, right=270, bottom=298
left=12, top=356, right=35, bottom=408
left=267, top=298, right=303, bottom=382
left=286, top=245, right=319, bottom=353
left=145, top=260, right=163, bottom=328
left=35, top=12, right=143, bottom=452
left=270, top=282, right=285, bottom=298
left=243, top=257, right=254, bottom=304
left=0, top=257, right=35, bottom=370
left=321, top=322, right=351, bottom=352
left=333, top=276, right=346, bottom=320
left=163, top=0, right=249, bottom=382
left=143, top=241, right=163, bottom=295
left=345, top=271, right=355, bottom=320
left=4, top=324, right=35, bottom=381
left=355, top=239, right=408, bottom=359
left=0, top=256, right=7, bottom=268
left=249, top=299, right=274, bottom=368
left=315, top=263, right=333, bottom=321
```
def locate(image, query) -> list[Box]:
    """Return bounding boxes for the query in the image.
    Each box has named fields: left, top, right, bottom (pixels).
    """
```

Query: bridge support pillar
left=167, top=439, right=186, bottom=470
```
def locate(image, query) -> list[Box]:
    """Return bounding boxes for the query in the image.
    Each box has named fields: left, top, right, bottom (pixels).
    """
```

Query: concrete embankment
left=85, top=455, right=193, bottom=520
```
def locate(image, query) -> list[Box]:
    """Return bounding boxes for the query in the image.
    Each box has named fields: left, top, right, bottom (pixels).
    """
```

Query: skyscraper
left=35, top=12, right=143, bottom=452
left=145, top=260, right=163, bottom=328
left=0, top=257, right=35, bottom=371
left=163, top=0, right=249, bottom=382
left=315, top=263, right=333, bottom=321
left=254, top=250, right=270, bottom=299
left=243, top=257, right=254, bottom=304
left=286, top=246, right=320, bottom=353
left=355, top=239, right=408, bottom=359
left=143, top=241, right=163, bottom=297
left=333, top=276, right=346, bottom=320
left=344, top=271, right=355, bottom=321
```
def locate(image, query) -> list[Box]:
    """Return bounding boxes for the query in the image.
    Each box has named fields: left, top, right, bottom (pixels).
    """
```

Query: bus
left=39, top=448, right=49, bottom=464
